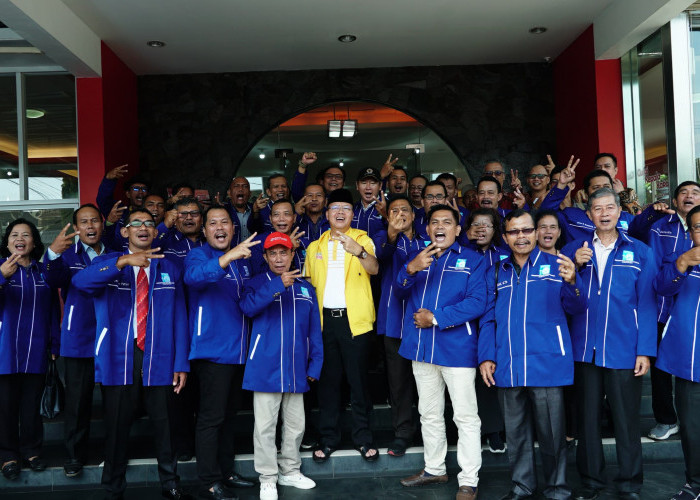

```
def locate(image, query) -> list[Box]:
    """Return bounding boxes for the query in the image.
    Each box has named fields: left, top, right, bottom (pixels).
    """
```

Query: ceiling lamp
left=529, top=27, right=547, bottom=34
left=328, top=120, right=342, bottom=138
left=338, top=34, right=357, bottom=43
left=146, top=40, right=166, bottom=47
left=342, top=120, right=356, bottom=138
left=327, top=120, right=357, bottom=139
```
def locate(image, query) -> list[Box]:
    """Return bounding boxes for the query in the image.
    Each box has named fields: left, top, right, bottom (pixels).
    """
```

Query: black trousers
left=101, top=345, right=178, bottom=497
left=170, top=368, right=197, bottom=457
left=676, top=377, right=700, bottom=489
left=476, top=373, right=504, bottom=435
left=499, top=386, right=570, bottom=500
left=0, top=373, right=44, bottom=463
left=651, top=323, right=677, bottom=425
left=318, top=310, right=373, bottom=447
left=193, top=360, right=242, bottom=488
left=63, top=357, right=95, bottom=463
left=575, top=361, right=643, bottom=494
left=383, top=336, right=416, bottom=442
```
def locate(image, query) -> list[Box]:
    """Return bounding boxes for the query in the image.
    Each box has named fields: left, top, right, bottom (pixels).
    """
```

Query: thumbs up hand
left=574, top=240, right=593, bottom=268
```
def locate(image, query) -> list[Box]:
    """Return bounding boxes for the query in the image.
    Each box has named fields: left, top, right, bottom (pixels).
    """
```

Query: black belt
left=324, top=308, right=347, bottom=318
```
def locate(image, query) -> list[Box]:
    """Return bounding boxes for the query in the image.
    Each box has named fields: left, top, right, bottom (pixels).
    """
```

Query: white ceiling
left=57, top=0, right=617, bottom=75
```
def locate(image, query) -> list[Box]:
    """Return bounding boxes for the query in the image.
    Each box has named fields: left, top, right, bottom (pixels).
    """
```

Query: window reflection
left=0, top=75, right=20, bottom=201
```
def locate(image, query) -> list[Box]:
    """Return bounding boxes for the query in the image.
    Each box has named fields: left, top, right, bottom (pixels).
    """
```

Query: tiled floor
left=1, top=462, right=686, bottom=499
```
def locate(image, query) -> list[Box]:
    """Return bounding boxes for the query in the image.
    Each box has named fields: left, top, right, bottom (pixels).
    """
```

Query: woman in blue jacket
left=654, top=205, right=700, bottom=499
left=0, top=218, right=60, bottom=480
left=239, top=232, right=323, bottom=500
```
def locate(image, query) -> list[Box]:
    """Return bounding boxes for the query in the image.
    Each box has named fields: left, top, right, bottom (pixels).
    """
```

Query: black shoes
left=23, top=456, right=46, bottom=472
left=161, top=487, right=195, bottom=500
left=1, top=461, right=20, bottom=480
left=573, top=487, right=600, bottom=500
left=198, top=482, right=238, bottom=500
left=64, top=459, right=83, bottom=478
left=223, top=472, right=256, bottom=489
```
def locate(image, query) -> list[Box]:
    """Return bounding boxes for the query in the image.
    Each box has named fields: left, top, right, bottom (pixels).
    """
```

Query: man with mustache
left=249, top=199, right=308, bottom=275
left=223, top=177, right=253, bottom=245
left=295, top=184, right=330, bottom=242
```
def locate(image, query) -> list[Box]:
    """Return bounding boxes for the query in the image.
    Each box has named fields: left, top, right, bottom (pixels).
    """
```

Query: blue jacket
left=458, top=238, right=510, bottom=268
left=540, top=186, right=660, bottom=243
left=183, top=243, right=252, bottom=364
left=414, top=207, right=467, bottom=240
left=654, top=258, right=700, bottom=382
left=239, top=272, right=323, bottom=393
left=44, top=243, right=104, bottom=358
left=352, top=202, right=386, bottom=239
left=478, top=250, right=587, bottom=387
left=649, top=214, right=693, bottom=323
left=394, top=242, right=487, bottom=367
left=376, top=232, right=426, bottom=338
left=0, top=260, right=60, bottom=375
left=156, top=226, right=205, bottom=267
left=247, top=201, right=274, bottom=235
left=72, top=253, right=189, bottom=386
left=249, top=231, right=309, bottom=275
left=561, top=233, right=658, bottom=369
left=224, top=201, right=253, bottom=246
left=295, top=213, right=330, bottom=242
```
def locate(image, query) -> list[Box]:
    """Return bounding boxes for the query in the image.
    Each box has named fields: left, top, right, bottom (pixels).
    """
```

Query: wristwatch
left=431, top=315, right=438, bottom=326
left=356, top=250, right=368, bottom=259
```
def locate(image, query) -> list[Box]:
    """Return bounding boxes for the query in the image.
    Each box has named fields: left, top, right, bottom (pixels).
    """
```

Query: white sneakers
left=259, top=481, right=278, bottom=500
left=278, top=472, right=316, bottom=489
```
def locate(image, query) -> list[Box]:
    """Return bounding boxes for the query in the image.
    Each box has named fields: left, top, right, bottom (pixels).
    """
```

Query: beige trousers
left=253, top=392, right=305, bottom=483
left=412, top=361, right=482, bottom=487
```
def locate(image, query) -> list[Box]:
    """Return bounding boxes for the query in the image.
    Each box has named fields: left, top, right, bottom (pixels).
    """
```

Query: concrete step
left=0, top=437, right=683, bottom=493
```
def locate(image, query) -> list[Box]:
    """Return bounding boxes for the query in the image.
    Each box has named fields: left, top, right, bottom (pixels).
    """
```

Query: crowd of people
left=0, top=151, right=699, bottom=500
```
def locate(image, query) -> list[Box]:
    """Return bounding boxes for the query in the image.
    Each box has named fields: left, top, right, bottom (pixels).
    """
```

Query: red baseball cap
left=264, top=232, right=293, bottom=250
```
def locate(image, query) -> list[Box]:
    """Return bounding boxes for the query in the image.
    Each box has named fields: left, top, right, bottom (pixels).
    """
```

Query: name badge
left=301, top=287, right=310, bottom=298
left=499, top=254, right=507, bottom=261
left=539, top=265, right=551, bottom=276
left=301, top=250, right=306, bottom=258
left=160, top=273, right=171, bottom=283
left=316, top=253, right=323, bottom=260
left=620, top=220, right=629, bottom=230
left=622, top=250, right=634, bottom=262
left=455, top=259, right=466, bottom=269
left=424, top=240, right=431, bottom=246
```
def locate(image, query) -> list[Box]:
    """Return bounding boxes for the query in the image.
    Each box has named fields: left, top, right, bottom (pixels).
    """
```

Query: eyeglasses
left=328, top=205, right=352, bottom=212
left=130, top=186, right=148, bottom=193
left=528, top=174, right=548, bottom=180
left=178, top=211, right=201, bottom=218
left=485, top=170, right=504, bottom=176
left=424, top=194, right=446, bottom=201
left=470, top=222, right=493, bottom=228
left=125, top=220, right=156, bottom=228
left=504, top=227, right=535, bottom=236
left=324, top=173, right=344, bottom=180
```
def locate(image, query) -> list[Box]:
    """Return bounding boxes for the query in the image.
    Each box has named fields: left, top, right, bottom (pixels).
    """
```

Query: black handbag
left=40, top=358, right=65, bottom=419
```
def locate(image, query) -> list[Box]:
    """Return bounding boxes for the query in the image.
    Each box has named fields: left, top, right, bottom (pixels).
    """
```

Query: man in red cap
left=240, top=232, right=323, bottom=500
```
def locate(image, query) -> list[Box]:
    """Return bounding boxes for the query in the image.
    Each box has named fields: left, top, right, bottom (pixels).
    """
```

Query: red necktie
left=136, top=268, right=149, bottom=351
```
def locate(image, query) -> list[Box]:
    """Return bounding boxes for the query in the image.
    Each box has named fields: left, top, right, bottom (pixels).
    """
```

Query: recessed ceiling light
left=26, top=108, right=44, bottom=119
left=146, top=40, right=166, bottom=48
left=6, top=171, right=12, bottom=177
left=338, top=34, right=357, bottom=43
left=529, top=27, right=547, bottom=34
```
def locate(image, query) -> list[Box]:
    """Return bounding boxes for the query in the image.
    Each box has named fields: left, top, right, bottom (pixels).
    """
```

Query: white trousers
left=412, top=361, right=482, bottom=487
left=253, top=392, right=305, bottom=483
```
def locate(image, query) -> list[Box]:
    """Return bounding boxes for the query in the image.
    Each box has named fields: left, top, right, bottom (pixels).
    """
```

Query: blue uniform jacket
left=478, top=250, right=587, bottom=387
left=72, top=253, right=189, bottom=386
left=0, top=260, right=60, bottom=374
left=376, top=232, right=426, bottom=338
left=540, top=186, right=660, bottom=243
left=239, top=272, right=323, bottom=393
left=295, top=213, right=330, bottom=242
left=458, top=238, right=510, bottom=268
left=249, top=231, right=309, bottom=275
left=649, top=214, right=693, bottom=323
left=183, top=243, right=252, bottom=364
left=654, top=258, right=700, bottom=382
left=156, top=226, right=205, bottom=267
left=352, top=202, right=386, bottom=239
left=394, top=242, right=487, bottom=367
left=414, top=207, right=467, bottom=240
left=44, top=243, right=102, bottom=358
left=224, top=202, right=253, bottom=246
left=561, top=233, right=658, bottom=369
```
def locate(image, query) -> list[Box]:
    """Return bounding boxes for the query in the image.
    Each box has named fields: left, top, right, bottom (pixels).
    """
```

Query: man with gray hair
left=561, top=187, right=658, bottom=500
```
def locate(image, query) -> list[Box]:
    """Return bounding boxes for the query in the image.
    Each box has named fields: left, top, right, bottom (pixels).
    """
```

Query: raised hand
left=105, top=164, right=128, bottom=180
left=226, top=232, right=260, bottom=261
left=612, top=178, right=625, bottom=194
left=652, top=201, right=675, bottom=215
left=0, top=253, right=22, bottom=279
left=380, top=153, right=399, bottom=179
left=479, top=361, right=497, bottom=387
left=406, top=242, right=440, bottom=275
left=289, top=227, right=306, bottom=250
left=546, top=154, right=556, bottom=174
left=334, top=231, right=363, bottom=257
left=510, top=169, right=522, bottom=191
left=163, top=208, right=178, bottom=228
left=574, top=240, right=593, bottom=268
left=556, top=253, right=577, bottom=284
left=375, top=191, right=387, bottom=219
left=281, top=269, right=302, bottom=287
left=117, top=247, right=164, bottom=269
left=253, top=194, right=268, bottom=213
left=676, top=246, right=700, bottom=274
left=512, top=187, right=526, bottom=208
left=446, top=196, right=460, bottom=213
left=299, top=152, right=317, bottom=169
left=214, top=192, right=222, bottom=205
left=557, top=155, right=580, bottom=188
left=107, top=201, right=127, bottom=224
left=49, top=223, right=79, bottom=255
left=295, top=195, right=310, bottom=216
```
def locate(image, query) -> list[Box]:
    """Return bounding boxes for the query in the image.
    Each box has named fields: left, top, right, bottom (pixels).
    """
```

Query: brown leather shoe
left=400, top=469, right=449, bottom=487
left=456, top=485, right=478, bottom=499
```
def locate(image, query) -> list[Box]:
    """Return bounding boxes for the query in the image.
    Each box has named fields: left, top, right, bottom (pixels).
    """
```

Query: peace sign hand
left=546, top=154, right=556, bottom=174
left=406, top=243, right=440, bottom=275
left=49, top=223, right=79, bottom=255
left=281, top=269, right=303, bottom=287
left=295, top=195, right=310, bottom=215
left=380, top=154, right=399, bottom=179
left=289, top=227, right=306, bottom=250
left=227, top=232, right=261, bottom=261
left=0, top=253, right=22, bottom=279
left=510, top=169, right=522, bottom=191
left=117, top=247, right=164, bottom=269
left=557, top=155, right=580, bottom=188
left=107, top=201, right=127, bottom=224
left=105, top=164, right=128, bottom=180
left=334, top=231, right=363, bottom=256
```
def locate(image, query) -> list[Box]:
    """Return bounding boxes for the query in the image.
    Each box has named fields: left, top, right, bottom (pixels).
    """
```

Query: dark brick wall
left=138, top=64, right=555, bottom=195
